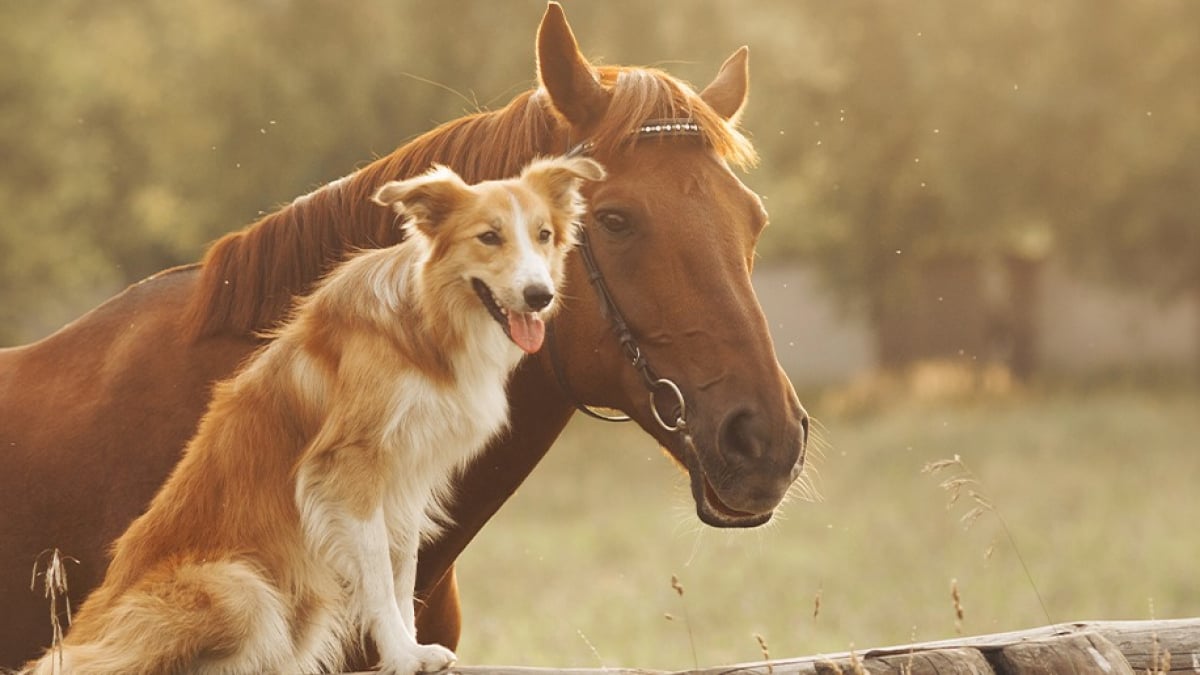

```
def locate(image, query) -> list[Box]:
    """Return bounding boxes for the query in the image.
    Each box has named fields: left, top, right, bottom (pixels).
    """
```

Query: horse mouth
left=675, top=439, right=774, bottom=528
left=694, top=475, right=773, bottom=528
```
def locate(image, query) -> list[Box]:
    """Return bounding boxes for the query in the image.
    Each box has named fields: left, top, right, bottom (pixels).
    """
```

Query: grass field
left=454, top=377, right=1200, bottom=669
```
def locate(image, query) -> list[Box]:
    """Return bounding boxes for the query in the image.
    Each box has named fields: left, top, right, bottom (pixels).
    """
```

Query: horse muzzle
left=676, top=404, right=808, bottom=528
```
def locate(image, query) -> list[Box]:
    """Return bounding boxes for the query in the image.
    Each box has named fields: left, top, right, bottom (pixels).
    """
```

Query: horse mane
left=186, top=64, right=757, bottom=339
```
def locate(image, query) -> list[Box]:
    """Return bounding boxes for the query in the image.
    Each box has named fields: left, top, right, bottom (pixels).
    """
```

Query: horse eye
left=595, top=210, right=631, bottom=234
left=538, top=228, right=553, bottom=244
left=477, top=231, right=502, bottom=246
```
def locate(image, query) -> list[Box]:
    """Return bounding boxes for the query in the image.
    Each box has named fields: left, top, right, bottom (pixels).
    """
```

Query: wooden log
left=439, top=670, right=662, bottom=675
left=1089, top=620, right=1198, bottom=673
left=869, top=648, right=994, bottom=674
left=802, top=647, right=994, bottom=674
left=989, top=632, right=1133, bottom=674
left=676, top=619, right=1199, bottom=675
left=679, top=646, right=994, bottom=674
left=341, top=617, right=1200, bottom=674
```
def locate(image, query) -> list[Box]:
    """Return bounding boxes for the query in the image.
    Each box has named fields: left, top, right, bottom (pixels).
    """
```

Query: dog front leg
left=392, top=530, right=420, bottom=636
left=298, top=420, right=457, bottom=673
left=353, top=506, right=456, bottom=675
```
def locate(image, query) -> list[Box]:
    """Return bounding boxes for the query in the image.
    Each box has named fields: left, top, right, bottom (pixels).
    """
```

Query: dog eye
left=594, top=210, right=631, bottom=235
left=538, top=228, right=553, bottom=244
left=477, top=231, right=502, bottom=246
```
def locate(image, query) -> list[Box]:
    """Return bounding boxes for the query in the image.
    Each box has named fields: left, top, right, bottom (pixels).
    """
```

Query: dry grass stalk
left=848, top=645, right=866, bottom=675
left=950, top=578, right=965, bottom=634
left=30, top=548, right=78, bottom=675
left=923, top=454, right=1052, bottom=625
left=669, top=574, right=698, bottom=670
left=817, top=657, right=845, bottom=675
left=813, top=586, right=822, bottom=621
left=575, top=629, right=605, bottom=668
left=901, top=625, right=918, bottom=675
left=922, top=456, right=994, bottom=527
left=1147, top=629, right=1171, bottom=675
left=671, top=574, right=685, bottom=596
left=1153, top=649, right=1171, bottom=675
left=754, top=633, right=774, bottom=675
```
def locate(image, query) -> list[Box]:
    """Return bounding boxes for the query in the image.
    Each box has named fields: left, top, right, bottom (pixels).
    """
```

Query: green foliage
left=743, top=0, right=1200, bottom=317
left=2, top=1, right=1196, bottom=344
left=0, top=1, right=533, bottom=343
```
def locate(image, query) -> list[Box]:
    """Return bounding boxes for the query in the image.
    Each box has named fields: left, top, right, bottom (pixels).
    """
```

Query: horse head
left=535, top=4, right=809, bottom=528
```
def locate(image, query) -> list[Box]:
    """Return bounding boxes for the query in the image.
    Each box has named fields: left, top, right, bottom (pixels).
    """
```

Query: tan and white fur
left=24, top=155, right=605, bottom=675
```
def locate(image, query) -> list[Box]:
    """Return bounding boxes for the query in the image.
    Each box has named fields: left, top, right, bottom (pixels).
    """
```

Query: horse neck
left=184, top=173, right=400, bottom=339
left=186, top=91, right=562, bottom=340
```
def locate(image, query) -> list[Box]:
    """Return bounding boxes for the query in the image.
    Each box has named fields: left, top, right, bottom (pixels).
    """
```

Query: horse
left=0, top=3, right=808, bottom=667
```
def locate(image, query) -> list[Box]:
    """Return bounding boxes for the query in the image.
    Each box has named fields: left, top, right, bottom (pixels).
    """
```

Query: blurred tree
left=1046, top=2, right=1200, bottom=306
left=1, top=0, right=1197, bottom=367
left=740, top=0, right=1057, bottom=366
left=0, top=1, right=538, bottom=344
left=741, top=0, right=1198, bottom=369
left=1029, top=1, right=1200, bottom=374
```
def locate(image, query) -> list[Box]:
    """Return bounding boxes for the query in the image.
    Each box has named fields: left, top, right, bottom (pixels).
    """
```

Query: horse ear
left=372, top=165, right=471, bottom=236
left=537, top=2, right=609, bottom=130
left=700, top=46, right=750, bottom=123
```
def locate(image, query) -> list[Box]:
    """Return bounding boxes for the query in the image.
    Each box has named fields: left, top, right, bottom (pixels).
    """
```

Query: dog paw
left=378, top=643, right=457, bottom=675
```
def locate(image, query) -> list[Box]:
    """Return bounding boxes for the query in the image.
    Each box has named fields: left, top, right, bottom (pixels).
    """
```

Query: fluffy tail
left=22, top=559, right=293, bottom=675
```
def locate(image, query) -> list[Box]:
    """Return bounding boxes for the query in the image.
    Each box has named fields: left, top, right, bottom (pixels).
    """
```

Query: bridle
left=545, top=118, right=703, bottom=437
left=546, top=225, right=689, bottom=433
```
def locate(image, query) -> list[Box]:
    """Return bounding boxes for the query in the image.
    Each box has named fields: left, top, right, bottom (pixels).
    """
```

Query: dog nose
left=523, top=285, right=554, bottom=311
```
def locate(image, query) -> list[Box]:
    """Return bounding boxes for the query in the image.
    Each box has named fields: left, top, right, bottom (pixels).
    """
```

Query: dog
left=24, top=155, right=605, bottom=675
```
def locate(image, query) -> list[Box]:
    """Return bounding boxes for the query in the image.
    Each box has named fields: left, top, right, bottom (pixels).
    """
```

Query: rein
left=546, top=119, right=702, bottom=436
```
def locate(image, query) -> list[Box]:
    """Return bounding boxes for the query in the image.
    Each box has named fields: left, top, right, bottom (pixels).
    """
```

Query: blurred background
left=3, top=0, right=1198, bottom=669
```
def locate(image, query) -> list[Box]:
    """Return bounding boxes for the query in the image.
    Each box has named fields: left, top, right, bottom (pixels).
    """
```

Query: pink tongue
left=507, top=312, right=545, bottom=354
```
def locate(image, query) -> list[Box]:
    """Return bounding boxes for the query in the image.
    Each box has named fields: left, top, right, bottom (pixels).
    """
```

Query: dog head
left=372, top=155, right=605, bottom=354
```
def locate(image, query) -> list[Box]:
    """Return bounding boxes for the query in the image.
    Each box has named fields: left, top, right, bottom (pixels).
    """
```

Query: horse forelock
left=586, top=65, right=758, bottom=170
left=186, top=64, right=757, bottom=339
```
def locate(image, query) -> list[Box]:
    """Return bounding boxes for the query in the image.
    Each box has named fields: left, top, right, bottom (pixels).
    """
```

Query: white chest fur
left=373, top=319, right=521, bottom=537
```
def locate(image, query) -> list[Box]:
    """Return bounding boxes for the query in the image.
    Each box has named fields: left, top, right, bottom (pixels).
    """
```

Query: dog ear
left=520, top=156, right=606, bottom=215
left=372, top=165, right=471, bottom=235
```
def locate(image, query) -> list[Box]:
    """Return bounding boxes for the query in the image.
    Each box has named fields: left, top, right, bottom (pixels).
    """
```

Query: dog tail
left=22, top=559, right=293, bottom=675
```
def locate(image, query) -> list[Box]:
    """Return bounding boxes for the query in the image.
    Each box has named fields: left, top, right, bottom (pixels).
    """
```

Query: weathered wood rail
left=361, top=618, right=1200, bottom=674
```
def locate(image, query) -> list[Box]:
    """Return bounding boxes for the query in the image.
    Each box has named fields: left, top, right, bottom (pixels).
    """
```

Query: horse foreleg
left=415, top=565, right=462, bottom=650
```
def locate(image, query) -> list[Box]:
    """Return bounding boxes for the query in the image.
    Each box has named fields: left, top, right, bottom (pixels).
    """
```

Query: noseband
left=546, top=119, right=702, bottom=436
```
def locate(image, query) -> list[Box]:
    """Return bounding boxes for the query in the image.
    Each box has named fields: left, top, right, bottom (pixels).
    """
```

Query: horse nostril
left=718, top=408, right=766, bottom=462
left=523, top=285, right=553, bottom=311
